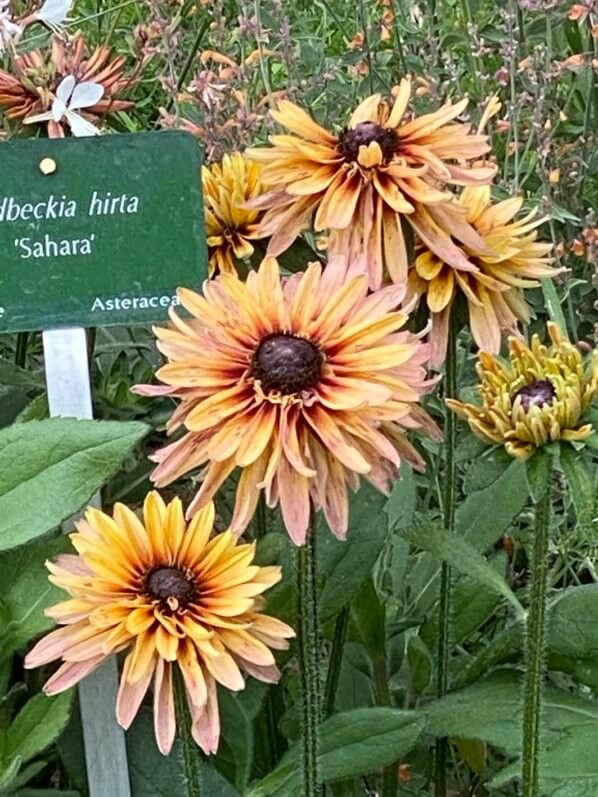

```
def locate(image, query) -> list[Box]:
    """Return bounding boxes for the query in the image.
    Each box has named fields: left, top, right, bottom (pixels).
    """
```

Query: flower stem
left=255, top=494, right=283, bottom=768
left=522, top=491, right=551, bottom=797
left=323, top=605, right=349, bottom=719
left=174, top=668, right=202, bottom=797
left=14, top=332, right=28, bottom=368
left=373, top=656, right=397, bottom=797
left=434, top=317, right=458, bottom=797
left=297, top=518, right=323, bottom=797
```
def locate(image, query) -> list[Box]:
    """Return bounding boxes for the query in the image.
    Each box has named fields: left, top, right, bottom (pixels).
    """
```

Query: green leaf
left=248, top=708, right=425, bottom=796
left=0, top=360, right=43, bottom=389
left=219, top=681, right=267, bottom=791
left=454, top=434, right=488, bottom=463
left=548, top=585, right=598, bottom=660
left=400, top=524, right=524, bottom=619
left=351, top=578, right=385, bottom=659
left=318, top=482, right=387, bottom=622
left=458, top=671, right=598, bottom=796
left=385, top=465, right=416, bottom=530
left=525, top=448, right=551, bottom=503
left=0, top=755, right=22, bottom=792
left=6, top=760, right=47, bottom=792
left=127, top=709, right=240, bottom=797
left=558, top=446, right=595, bottom=532
left=6, top=692, right=73, bottom=765
left=541, top=278, right=568, bottom=331
left=0, top=418, right=148, bottom=550
left=462, top=447, right=512, bottom=493
left=426, top=668, right=598, bottom=796
left=0, top=535, right=71, bottom=661
left=456, top=459, right=529, bottom=551
left=421, top=560, right=504, bottom=651
left=407, top=636, right=433, bottom=695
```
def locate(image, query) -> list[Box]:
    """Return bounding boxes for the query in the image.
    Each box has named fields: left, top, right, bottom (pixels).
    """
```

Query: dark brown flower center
left=252, top=333, right=323, bottom=395
left=145, top=567, right=196, bottom=608
left=338, top=121, right=398, bottom=163
left=512, top=379, right=556, bottom=411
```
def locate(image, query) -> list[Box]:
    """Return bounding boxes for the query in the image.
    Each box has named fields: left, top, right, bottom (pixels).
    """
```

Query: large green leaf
left=5, top=692, right=73, bottom=766
left=0, top=535, right=71, bottom=661
left=385, top=464, right=416, bottom=531
left=318, top=482, right=387, bottom=622
left=0, top=359, right=43, bottom=389
left=455, top=459, right=529, bottom=551
left=127, top=710, right=239, bottom=797
left=351, top=578, right=386, bottom=659
left=400, top=524, right=524, bottom=619
left=548, top=584, right=598, bottom=660
left=219, top=681, right=268, bottom=791
left=426, top=669, right=598, bottom=793
left=248, top=707, right=425, bottom=796
left=0, top=418, right=148, bottom=550
left=452, top=585, right=598, bottom=692
left=558, top=446, right=595, bottom=533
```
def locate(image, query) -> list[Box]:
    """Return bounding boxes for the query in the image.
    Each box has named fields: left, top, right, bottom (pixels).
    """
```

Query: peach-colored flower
left=134, top=257, right=439, bottom=544
left=246, top=80, right=496, bottom=289
left=25, top=492, right=294, bottom=756
left=407, top=186, right=558, bottom=365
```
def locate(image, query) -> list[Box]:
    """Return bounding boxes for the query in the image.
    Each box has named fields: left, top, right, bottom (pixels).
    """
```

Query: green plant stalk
left=255, top=494, right=283, bottom=768
left=174, top=668, right=203, bottom=797
left=434, top=317, right=458, bottom=797
left=164, top=16, right=210, bottom=113
left=373, top=656, right=397, bottom=797
left=522, top=490, right=551, bottom=797
left=14, top=332, right=28, bottom=368
left=297, top=518, right=323, bottom=797
left=323, top=604, right=350, bottom=719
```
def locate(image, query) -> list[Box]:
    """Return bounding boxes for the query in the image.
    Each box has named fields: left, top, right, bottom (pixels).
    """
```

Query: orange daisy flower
left=25, top=492, right=294, bottom=756
left=0, top=33, right=134, bottom=137
left=134, top=257, right=439, bottom=544
left=407, top=186, right=558, bottom=365
left=246, top=79, right=496, bottom=289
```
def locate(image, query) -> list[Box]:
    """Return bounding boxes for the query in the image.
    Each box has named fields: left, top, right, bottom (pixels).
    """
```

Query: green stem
left=14, top=332, right=28, bottom=368
left=297, top=518, right=323, bottom=797
left=358, top=0, right=375, bottom=94
left=174, top=669, right=202, bottom=797
left=324, top=605, right=350, bottom=718
left=255, top=494, right=283, bottom=767
left=434, top=317, right=458, bottom=797
left=522, top=491, right=551, bottom=797
left=373, top=656, right=397, bottom=797
left=165, top=16, right=210, bottom=112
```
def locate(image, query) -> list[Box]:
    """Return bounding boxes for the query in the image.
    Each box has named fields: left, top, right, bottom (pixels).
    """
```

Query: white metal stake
left=42, top=327, right=131, bottom=797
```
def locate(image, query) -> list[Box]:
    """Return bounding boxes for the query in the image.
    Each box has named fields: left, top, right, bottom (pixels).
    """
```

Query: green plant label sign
left=0, top=131, right=207, bottom=333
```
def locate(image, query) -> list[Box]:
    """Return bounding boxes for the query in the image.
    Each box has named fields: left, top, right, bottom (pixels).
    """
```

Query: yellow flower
left=25, top=492, right=294, bottom=756
left=203, top=152, right=264, bottom=275
left=446, top=323, right=598, bottom=459
left=134, top=257, right=439, bottom=544
left=246, top=79, right=496, bottom=289
left=407, top=186, right=559, bottom=365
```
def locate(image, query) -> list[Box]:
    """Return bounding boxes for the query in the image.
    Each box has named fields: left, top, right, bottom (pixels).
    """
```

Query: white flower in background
left=0, top=1, right=23, bottom=53
left=33, top=0, right=72, bottom=34
left=25, top=75, right=105, bottom=137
